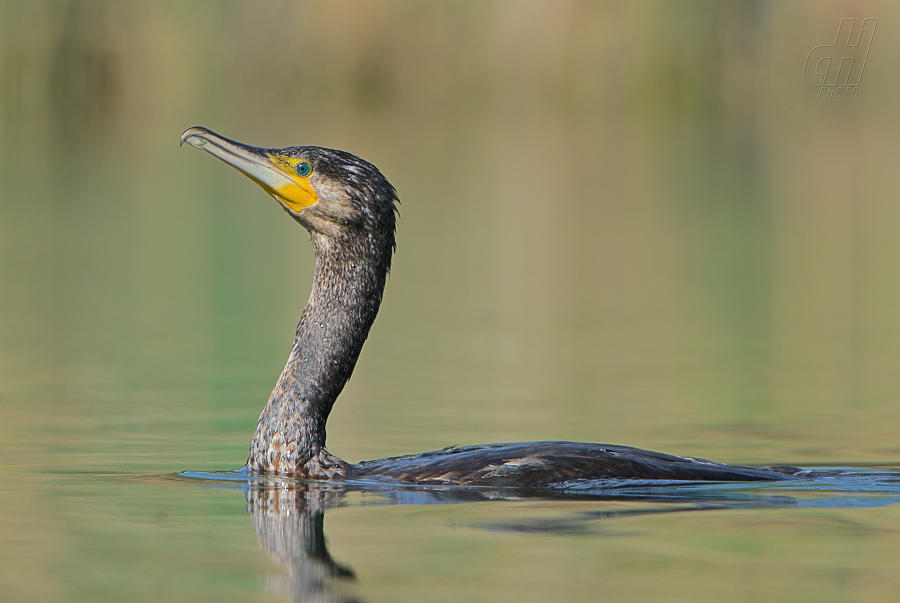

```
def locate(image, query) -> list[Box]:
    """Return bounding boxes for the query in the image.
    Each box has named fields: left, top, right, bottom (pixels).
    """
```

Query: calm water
left=3, top=2, right=900, bottom=601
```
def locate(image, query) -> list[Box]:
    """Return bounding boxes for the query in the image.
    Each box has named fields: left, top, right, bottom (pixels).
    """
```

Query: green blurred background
left=1, top=1, right=900, bottom=600
left=4, top=0, right=898, bottom=466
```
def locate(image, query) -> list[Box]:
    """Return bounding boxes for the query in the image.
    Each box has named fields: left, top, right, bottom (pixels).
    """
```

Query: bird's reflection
left=216, top=470, right=900, bottom=603
left=246, top=480, right=359, bottom=603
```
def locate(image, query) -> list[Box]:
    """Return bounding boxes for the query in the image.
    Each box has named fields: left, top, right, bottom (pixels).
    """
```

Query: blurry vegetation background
left=1, top=0, right=900, bottom=473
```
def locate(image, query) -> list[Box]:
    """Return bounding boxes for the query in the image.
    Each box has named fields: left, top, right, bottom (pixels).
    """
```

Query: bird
left=180, top=126, right=804, bottom=487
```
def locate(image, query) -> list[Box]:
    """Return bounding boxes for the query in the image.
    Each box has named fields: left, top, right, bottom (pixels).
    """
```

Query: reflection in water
left=246, top=480, right=359, bottom=603
left=207, top=470, right=900, bottom=602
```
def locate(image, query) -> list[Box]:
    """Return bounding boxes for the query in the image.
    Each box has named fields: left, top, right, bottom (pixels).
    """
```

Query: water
left=16, top=469, right=899, bottom=602
left=3, top=1, right=900, bottom=601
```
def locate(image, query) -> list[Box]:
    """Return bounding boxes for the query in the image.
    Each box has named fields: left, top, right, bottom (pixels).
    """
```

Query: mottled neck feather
left=247, top=230, right=392, bottom=477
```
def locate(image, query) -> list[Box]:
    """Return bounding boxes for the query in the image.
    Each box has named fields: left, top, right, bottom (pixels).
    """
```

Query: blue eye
left=295, top=161, right=312, bottom=177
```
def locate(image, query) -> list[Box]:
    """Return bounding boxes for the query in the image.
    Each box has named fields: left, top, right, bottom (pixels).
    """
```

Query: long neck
left=247, top=233, right=390, bottom=477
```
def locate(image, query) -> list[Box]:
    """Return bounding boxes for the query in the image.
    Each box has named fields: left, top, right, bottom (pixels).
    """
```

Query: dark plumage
left=181, top=126, right=804, bottom=487
left=246, top=148, right=396, bottom=477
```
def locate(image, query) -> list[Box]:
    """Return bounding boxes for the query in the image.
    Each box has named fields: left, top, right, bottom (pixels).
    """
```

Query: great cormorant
left=180, top=126, right=803, bottom=487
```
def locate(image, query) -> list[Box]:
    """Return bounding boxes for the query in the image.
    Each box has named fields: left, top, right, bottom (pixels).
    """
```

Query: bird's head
left=180, top=126, right=397, bottom=247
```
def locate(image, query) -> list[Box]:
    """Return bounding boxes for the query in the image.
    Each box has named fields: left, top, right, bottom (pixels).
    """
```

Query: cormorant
left=180, top=126, right=803, bottom=487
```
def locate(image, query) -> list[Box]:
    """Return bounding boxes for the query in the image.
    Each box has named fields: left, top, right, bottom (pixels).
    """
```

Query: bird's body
left=181, top=127, right=802, bottom=486
left=352, top=442, right=804, bottom=486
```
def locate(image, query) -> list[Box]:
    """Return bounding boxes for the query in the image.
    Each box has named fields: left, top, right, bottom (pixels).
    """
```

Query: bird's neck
left=247, top=235, right=390, bottom=477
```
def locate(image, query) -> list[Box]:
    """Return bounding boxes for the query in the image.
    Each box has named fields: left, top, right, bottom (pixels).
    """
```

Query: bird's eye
left=295, top=161, right=312, bottom=177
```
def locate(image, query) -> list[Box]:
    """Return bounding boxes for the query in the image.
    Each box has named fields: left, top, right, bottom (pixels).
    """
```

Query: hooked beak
left=180, top=126, right=318, bottom=214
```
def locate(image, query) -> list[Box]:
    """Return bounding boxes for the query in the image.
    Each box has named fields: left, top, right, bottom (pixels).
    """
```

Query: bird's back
left=350, top=441, right=807, bottom=487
